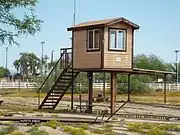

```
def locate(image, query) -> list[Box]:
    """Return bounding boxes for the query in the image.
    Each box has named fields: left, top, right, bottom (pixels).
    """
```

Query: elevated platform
left=74, top=68, right=176, bottom=75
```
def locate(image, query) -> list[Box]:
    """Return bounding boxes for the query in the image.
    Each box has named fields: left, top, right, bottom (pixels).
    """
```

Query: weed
left=127, top=123, right=144, bottom=133
left=63, top=126, right=87, bottom=135
left=50, top=114, right=59, bottom=117
left=27, top=126, right=49, bottom=135
left=91, top=128, right=105, bottom=134
left=9, top=131, right=25, bottom=135
left=43, top=120, right=60, bottom=129
left=146, top=127, right=168, bottom=135
left=79, top=123, right=89, bottom=130
left=111, top=117, right=118, bottom=120
left=0, top=125, right=17, bottom=135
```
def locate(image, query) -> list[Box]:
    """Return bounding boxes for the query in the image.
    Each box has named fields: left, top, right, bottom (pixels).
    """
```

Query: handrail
left=37, top=49, right=68, bottom=94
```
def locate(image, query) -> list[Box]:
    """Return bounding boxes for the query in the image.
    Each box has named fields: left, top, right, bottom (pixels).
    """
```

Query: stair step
left=51, top=91, right=64, bottom=94
left=60, top=77, right=72, bottom=80
left=41, top=104, right=54, bottom=107
left=62, top=74, right=72, bottom=77
left=47, top=97, right=59, bottom=100
left=55, top=83, right=69, bottom=88
left=50, top=93, right=62, bottom=96
left=44, top=101, right=57, bottom=103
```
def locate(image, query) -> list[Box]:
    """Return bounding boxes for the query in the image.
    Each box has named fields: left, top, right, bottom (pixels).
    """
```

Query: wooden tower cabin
left=38, top=17, right=173, bottom=114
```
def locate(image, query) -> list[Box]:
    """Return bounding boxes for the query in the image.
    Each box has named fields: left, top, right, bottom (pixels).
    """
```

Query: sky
left=0, top=0, right=180, bottom=71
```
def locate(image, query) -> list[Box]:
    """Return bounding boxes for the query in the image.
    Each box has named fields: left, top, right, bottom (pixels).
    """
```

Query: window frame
left=108, top=28, right=127, bottom=52
left=87, top=29, right=100, bottom=52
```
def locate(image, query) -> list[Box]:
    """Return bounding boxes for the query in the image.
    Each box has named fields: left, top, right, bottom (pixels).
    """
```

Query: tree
left=0, top=66, right=10, bottom=78
left=0, top=0, right=42, bottom=45
left=13, top=59, right=20, bottom=74
left=13, top=52, right=41, bottom=80
left=134, top=54, right=168, bottom=71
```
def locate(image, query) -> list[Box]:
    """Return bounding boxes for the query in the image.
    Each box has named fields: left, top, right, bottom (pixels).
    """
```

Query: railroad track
left=115, top=113, right=180, bottom=121
left=0, top=116, right=104, bottom=124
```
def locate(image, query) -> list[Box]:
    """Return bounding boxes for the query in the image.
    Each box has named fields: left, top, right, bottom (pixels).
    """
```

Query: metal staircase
left=38, top=48, right=79, bottom=109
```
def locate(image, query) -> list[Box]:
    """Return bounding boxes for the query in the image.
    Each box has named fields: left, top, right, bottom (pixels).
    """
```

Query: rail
left=37, top=48, right=72, bottom=94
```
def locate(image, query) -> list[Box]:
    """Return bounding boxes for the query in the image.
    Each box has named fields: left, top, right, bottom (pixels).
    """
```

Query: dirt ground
left=1, top=95, right=180, bottom=117
left=0, top=92, right=180, bottom=135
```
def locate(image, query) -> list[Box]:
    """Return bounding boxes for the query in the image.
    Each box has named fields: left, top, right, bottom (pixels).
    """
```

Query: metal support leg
left=111, top=72, right=117, bottom=115
left=128, top=74, right=131, bottom=102
left=164, top=74, right=167, bottom=104
left=88, top=72, right=93, bottom=113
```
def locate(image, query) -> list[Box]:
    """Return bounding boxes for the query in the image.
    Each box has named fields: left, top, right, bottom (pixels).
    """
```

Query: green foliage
left=27, top=126, right=49, bottom=135
left=13, top=52, right=41, bottom=80
left=146, top=128, right=168, bottom=135
left=9, top=131, right=25, bottom=135
left=44, top=120, right=60, bottom=129
left=127, top=122, right=180, bottom=134
left=91, top=124, right=116, bottom=135
left=63, top=126, right=87, bottom=135
left=127, top=123, right=144, bottom=133
left=79, top=123, right=89, bottom=130
left=0, top=0, right=42, bottom=45
left=134, top=54, right=168, bottom=71
left=0, top=125, right=17, bottom=135
left=0, top=66, right=10, bottom=78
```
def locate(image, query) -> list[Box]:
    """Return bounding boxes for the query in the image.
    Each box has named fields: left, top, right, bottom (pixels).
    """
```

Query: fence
left=0, top=82, right=37, bottom=89
left=0, top=81, right=180, bottom=91
left=148, top=83, right=180, bottom=91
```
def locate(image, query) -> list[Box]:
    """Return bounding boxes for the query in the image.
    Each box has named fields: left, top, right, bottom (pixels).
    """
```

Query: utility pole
left=71, top=0, right=77, bottom=110
left=51, top=50, right=54, bottom=63
left=73, top=0, right=76, bottom=25
left=5, top=47, right=8, bottom=69
left=175, top=50, right=180, bottom=86
left=41, top=41, right=45, bottom=75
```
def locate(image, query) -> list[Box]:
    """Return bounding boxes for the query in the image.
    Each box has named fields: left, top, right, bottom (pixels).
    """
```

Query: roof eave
left=67, top=24, right=105, bottom=31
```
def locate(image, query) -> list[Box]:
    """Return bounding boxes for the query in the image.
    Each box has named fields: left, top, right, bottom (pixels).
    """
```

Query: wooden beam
left=128, top=74, right=131, bottom=102
left=164, top=74, right=167, bottom=104
left=111, top=72, right=117, bottom=114
left=88, top=72, right=93, bottom=113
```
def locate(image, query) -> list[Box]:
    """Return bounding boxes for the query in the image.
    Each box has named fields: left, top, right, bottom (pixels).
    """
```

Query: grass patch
left=0, top=125, right=17, bottom=135
left=91, top=124, right=116, bottom=135
left=63, top=126, right=87, bottom=135
left=0, top=89, right=46, bottom=98
left=9, top=131, right=25, bottom=135
left=0, top=104, right=35, bottom=113
left=43, top=120, right=60, bottom=129
left=79, top=123, right=89, bottom=130
left=27, top=126, right=49, bottom=135
left=111, top=116, right=118, bottom=120
left=127, top=122, right=180, bottom=134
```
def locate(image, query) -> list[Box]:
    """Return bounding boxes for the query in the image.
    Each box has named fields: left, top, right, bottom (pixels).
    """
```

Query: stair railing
left=37, top=48, right=72, bottom=106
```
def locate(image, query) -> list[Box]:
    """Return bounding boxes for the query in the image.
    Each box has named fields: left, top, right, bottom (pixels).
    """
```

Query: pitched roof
left=67, top=17, right=140, bottom=31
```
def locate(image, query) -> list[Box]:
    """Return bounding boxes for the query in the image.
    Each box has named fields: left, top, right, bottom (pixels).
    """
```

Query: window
left=109, top=29, right=126, bottom=50
left=88, top=29, right=100, bottom=50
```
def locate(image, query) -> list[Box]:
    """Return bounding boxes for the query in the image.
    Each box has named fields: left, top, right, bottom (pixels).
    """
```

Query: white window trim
left=109, top=29, right=126, bottom=50
left=87, top=29, right=100, bottom=50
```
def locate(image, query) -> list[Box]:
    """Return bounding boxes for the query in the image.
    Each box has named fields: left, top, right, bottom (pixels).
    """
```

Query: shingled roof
left=67, top=17, right=140, bottom=31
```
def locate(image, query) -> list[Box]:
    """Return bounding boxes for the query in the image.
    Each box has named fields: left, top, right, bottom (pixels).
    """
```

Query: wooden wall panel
left=104, top=23, right=133, bottom=69
left=73, top=30, right=101, bottom=69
